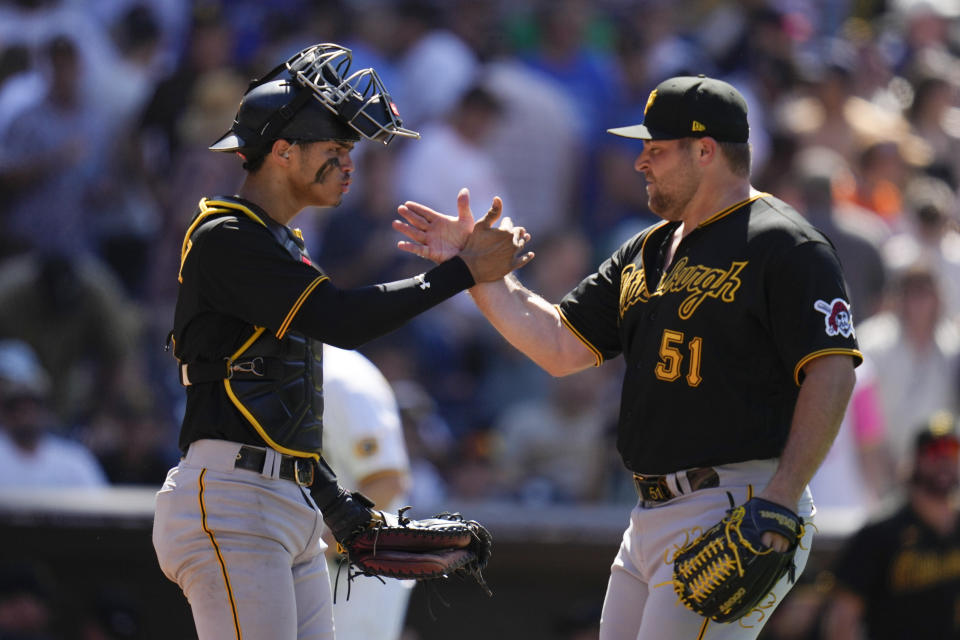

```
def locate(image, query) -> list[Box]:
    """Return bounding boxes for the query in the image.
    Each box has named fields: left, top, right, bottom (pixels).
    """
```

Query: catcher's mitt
left=671, top=497, right=803, bottom=623
left=322, top=490, right=493, bottom=595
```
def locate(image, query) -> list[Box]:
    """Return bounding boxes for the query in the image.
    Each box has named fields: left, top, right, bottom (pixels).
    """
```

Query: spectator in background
left=390, top=0, right=478, bottom=131
left=85, top=3, right=166, bottom=299
left=0, top=561, right=57, bottom=640
left=0, top=43, right=41, bottom=154
left=0, top=340, right=106, bottom=488
left=482, top=58, right=583, bottom=238
left=823, top=411, right=960, bottom=640
left=0, top=253, right=142, bottom=427
left=490, top=366, right=616, bottom=504
left=847, top=140, right=914, bottom=229
left=84, top=400, right=175, bottom=486
left=77, top=585, right=141, bottom=640
left=391, top=377, right=453, bottom=508
left=144, top=68, right=246, bottom=318
left=137, top=3, right=235, bottom=180
left=809, top=358, right=893, bottom=524
left=905, top=73, right=960, bottom=188
left=786, top=39, right=861, bottom=162
left=516, top=0, right=623, bottom=227
left=856, top=259, right=959, bottom=473
left=792, top=146, right=889, bottom=323
left=0, top=34, right=105, bottom=256
left=395, top=84, right=507, bottom=216
left=883, top=175, right=960, bottom=320
left=518, top=0, right=623, bottom=148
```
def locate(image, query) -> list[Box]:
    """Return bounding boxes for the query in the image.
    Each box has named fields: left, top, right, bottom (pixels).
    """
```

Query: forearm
left=290, top=257, right=474, bottom=348
left=763, top=355, right=856, bottom=507
left=469, top=275, right=595, bottom=377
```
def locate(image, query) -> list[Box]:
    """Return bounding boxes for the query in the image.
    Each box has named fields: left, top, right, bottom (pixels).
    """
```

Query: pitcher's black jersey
left=557, top=193, right=862, bottom=474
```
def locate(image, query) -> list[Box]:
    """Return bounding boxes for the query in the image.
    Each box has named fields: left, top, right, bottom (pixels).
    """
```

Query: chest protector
left=224, top=326, right=324, bottom=455
left=174, top=198, right=325, bottom=456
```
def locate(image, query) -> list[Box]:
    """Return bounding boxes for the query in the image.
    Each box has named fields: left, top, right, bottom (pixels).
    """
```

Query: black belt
left=234, top=445, right=315, bottom=487
left=633, top=467, right=719, bottom=504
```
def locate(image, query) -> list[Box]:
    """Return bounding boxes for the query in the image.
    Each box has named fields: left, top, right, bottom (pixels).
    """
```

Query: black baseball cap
left=608, top=75, right=749, bottom=143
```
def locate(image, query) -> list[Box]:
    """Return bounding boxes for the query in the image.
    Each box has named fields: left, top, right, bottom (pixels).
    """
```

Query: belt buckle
left=294, top=459, right=314, bottom=487
left=634, top=474, right=672, bottom=503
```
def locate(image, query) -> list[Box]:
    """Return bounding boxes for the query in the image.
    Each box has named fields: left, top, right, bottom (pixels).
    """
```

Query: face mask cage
left=286, top=44, right=420, bottom=145
left=285, top=43, right=352, bottom=91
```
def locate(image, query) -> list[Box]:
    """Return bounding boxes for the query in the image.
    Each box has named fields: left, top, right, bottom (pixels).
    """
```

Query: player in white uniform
left=320, top=345, right=414, bottom=640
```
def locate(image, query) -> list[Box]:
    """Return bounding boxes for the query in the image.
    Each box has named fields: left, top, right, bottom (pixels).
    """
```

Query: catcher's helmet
left=210, top=43, right=419, bottom=153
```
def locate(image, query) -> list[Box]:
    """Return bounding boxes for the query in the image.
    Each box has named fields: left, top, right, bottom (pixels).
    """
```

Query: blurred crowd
left=0, top=0, right=958, bottom=508
left=0, top=0, right=959, bottom=637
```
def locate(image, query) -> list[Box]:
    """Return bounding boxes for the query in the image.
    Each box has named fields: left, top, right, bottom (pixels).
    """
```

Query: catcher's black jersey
left=558, top=193, right=862, bottom=474
left=832, top=504, right=960, bottom=640
left=173, top=196, right=474, bottom=455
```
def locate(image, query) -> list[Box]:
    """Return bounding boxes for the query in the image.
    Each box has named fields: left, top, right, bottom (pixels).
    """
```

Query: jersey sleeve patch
left=814, top=298, right=855, bottom=338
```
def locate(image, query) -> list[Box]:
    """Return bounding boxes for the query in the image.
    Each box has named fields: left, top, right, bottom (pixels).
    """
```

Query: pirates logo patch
left=814, top=298, right=854, bottom=338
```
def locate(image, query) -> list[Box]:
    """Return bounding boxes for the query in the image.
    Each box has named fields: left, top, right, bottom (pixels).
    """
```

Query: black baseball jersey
left=173, top=196, right=474, bottom=455
left=832, top=504, right=960, bottom=639
left=557, top=193, right=862, bottom=473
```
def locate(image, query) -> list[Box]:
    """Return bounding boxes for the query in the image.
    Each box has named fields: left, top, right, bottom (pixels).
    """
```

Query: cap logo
left=692, top=120, right=706, bottom=132
left=814, top=298, right=854, bottom=338
left=354, top=437, right=379, bottom=458
left=644, top=89, right=658, bottom=116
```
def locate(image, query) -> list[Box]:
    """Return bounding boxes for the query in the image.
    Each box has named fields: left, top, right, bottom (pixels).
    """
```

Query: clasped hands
left=392, top=188, right=534, bottom=283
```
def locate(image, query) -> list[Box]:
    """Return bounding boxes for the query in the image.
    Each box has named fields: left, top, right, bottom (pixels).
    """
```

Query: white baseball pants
left=599, top=459, right=815, bottom=640
left=153, top=439, right=335, bottom=640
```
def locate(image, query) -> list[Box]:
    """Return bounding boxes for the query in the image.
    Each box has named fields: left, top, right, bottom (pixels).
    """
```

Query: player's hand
left=756, top=491, right=798, bottom=552
left=394, top=188, right=476, bottom=263
left=457, top=193, right=534, bottom=283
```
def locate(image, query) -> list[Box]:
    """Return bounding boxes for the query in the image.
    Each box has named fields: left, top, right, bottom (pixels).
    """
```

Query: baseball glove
left=671, top=497, right=804, bottom=623
left=322, top=490, right=493, bottom=594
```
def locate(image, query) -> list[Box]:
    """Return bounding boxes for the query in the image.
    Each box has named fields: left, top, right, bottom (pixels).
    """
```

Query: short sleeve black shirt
left=557, top=194, right=862, bottom=473
left=832, top=504, right=960, bottom=639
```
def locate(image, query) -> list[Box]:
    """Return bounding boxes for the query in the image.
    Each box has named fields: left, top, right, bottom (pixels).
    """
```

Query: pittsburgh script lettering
left=619, top=259, right=748, bottom=319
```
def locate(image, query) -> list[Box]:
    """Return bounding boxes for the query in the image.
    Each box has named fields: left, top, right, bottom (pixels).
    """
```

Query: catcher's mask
left=209, top=43, right=419, bottom=153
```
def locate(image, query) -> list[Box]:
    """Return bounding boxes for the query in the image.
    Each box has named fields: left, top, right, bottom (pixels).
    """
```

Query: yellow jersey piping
left=198, top=468, right=242, bottom=640
left=555, top=305, right=603, bottom=367
left=222, top=327, right=320, bottom=460
left=202, top=198, right=269, bottom=228
left=793, top=348, right=863, bottom=386
left=178, top=198, right=269, bottom=283
left=276, top=275, right=328, bottom=339
left=698, top=193, right=769, bottom=228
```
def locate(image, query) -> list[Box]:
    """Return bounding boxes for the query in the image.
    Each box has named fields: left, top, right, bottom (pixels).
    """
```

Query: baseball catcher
left=152, top=40, right=528, bottom=639
left=671, top=497, right=804, bottom=623
left=318, top=485, right=493, bottom=594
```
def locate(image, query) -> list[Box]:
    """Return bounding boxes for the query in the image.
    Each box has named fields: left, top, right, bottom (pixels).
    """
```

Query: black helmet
left=210, top=43, right=419, bottom=153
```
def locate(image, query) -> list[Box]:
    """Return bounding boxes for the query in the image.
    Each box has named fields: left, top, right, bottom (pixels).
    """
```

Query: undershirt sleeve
left=197, top=220, right=475, bottom=348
